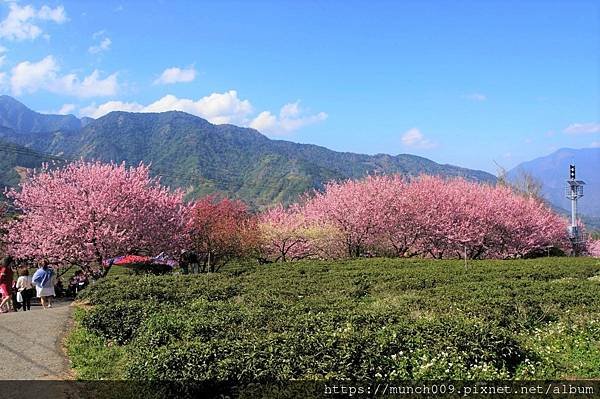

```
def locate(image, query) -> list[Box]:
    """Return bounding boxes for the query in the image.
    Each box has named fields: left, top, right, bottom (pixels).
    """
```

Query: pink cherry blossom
left=295, top=174, right=570, bottom=259
left=588, top=240, right=600, bottom=258
left=4, top=161, right=190, bottom=266
left=258, top=203, right=343, bottom=262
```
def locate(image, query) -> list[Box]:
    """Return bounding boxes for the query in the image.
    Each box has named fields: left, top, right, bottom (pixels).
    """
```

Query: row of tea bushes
left=69, top=257, right=600, bottom=396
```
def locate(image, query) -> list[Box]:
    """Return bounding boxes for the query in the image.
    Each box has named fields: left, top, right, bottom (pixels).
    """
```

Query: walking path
left=0, top=299, right=74, bottom=380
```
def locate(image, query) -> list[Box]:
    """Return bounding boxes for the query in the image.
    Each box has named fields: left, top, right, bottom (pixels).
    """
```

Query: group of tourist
left=0, top=256, right=57, bottom=313
left=0, top=255, right=106, bottom=313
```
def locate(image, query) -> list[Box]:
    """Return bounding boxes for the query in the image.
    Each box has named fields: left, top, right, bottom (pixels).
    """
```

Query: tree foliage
left=4, top=161, right=189, bottom=266
left=187, top=196, right=258, bottom=272
left=270, top=174, right=569, bottom=260
left=258, top=203, right=342, bottom=262
left=588, top=239, right=600, bottom=258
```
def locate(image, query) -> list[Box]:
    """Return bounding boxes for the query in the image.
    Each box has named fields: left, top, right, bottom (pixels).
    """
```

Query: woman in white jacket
left=32, top=261, right=56, bottom=309
left=16, top=267, right=34, bottom=311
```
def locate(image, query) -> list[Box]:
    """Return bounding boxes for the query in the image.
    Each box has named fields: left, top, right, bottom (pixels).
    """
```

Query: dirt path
left=0, top=299, right=74, bottom=380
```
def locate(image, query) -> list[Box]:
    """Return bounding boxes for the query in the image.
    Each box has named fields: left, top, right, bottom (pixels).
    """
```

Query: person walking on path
left=32, top=261, right=55, bottom=309
left=16, top=266, right=34, bottom=311
left=11, top=280, right=20, bottom=312
left=0, top=256, right=15, bottom=313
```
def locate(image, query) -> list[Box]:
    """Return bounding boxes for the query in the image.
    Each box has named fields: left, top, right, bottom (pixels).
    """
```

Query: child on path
left=16, top=267, right=34, bottom=311
left=11, top=280, right=20, bottom=311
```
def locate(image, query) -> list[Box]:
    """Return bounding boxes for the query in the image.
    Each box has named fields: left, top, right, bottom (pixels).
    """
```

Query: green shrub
left=79, top=274, right=240, bottom=306
left=68, top=257, right=600, bottom=389
left=124, top=316, right=528, bottom=383
left=81, top=300, right=157, bottom=344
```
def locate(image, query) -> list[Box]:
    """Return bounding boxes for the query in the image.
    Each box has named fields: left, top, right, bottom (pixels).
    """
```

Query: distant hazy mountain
left=0, top=96, right=496, bottom=208
left=0, top=95, right=81, bottom=134
left=508, top=148, right=600, bottom=218
left=0, top=138, right=48, bottom=195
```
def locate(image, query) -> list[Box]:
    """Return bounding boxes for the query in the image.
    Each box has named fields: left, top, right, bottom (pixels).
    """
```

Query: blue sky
left=0, top=0, right=598, bottom=173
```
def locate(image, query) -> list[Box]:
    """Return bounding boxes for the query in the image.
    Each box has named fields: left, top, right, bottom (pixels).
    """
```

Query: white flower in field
left=420, top=361, right=434, bottom=370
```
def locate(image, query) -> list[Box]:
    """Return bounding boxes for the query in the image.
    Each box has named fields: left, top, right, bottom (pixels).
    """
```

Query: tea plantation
left=67, top=257, right=600, bottom=394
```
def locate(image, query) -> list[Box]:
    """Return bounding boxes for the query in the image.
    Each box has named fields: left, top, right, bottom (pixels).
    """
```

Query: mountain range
left=0, top=95, right=496, bottom=208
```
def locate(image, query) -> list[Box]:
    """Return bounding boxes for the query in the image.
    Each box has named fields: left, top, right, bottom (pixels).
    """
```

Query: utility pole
left=566, top=164, right=585, bottom=255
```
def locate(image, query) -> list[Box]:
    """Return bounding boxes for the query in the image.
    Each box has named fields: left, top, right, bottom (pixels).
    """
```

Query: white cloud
left=79, top=92, right=327, bottom=134
left=71, top=70, right=118, bottom=97
left=57, top=103, right=76, bottom=115
left=463, top=93, right=487, bottom=101
left=80, top=91, right=252, bottom=125
left=590, top=141, right=600, bottom=148
left=88, top=37, right=111, bottom=54
left=153, top=66, right=196, bottom=85
left=10, top=55, right=119, bottom=97
left=249, top=101, right=327, bottom=135
left=38, top=5, right=67, bottom=23
left=10, top=55, right=56, bottom=95
left=147, top=92, right=253, bottom=124
left=564, top=122, right=600, bottom=135
left=250, top=111, right=277, bottom=132
left=400, top=128, right=437, bottom=149
left=0, top=3, right=67, bottom=41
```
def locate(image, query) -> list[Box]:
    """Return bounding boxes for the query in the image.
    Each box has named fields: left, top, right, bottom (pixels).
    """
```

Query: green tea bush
left=124, top=315, right=528, bottom=382
left=81, top=300, right=157, bottom=344
left=69, top=257, right=600, bottom=389
left=79, top=274, right=240, bottom=306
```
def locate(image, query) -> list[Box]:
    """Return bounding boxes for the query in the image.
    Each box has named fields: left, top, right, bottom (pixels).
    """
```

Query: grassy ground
left=67, top=257, right=600, bottom=386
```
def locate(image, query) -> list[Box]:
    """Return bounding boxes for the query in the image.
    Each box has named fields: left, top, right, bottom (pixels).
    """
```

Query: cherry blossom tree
left=587, top=239, right=600, bottom=258
left=258, top=204, right=312, bottom=262
left=303, top=175, right=400, bottom=257
left=258, top=204, right=343, bottom=262
left=397, top=175, right=459, bottom=259
left=295, top=174, right=569, bottom=260
left=398, top=176, right=569, bottom=259
left=5, top=161, right=190, bottom=267
left=490, top=192, right=568, bottom=258
left=399, top=176, right=566, bottom=259
left=187, top=196, right=258, bottom=272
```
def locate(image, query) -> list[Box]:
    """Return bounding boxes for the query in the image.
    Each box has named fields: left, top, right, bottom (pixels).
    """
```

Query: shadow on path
left=0, top=300, right=74, bottom=380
